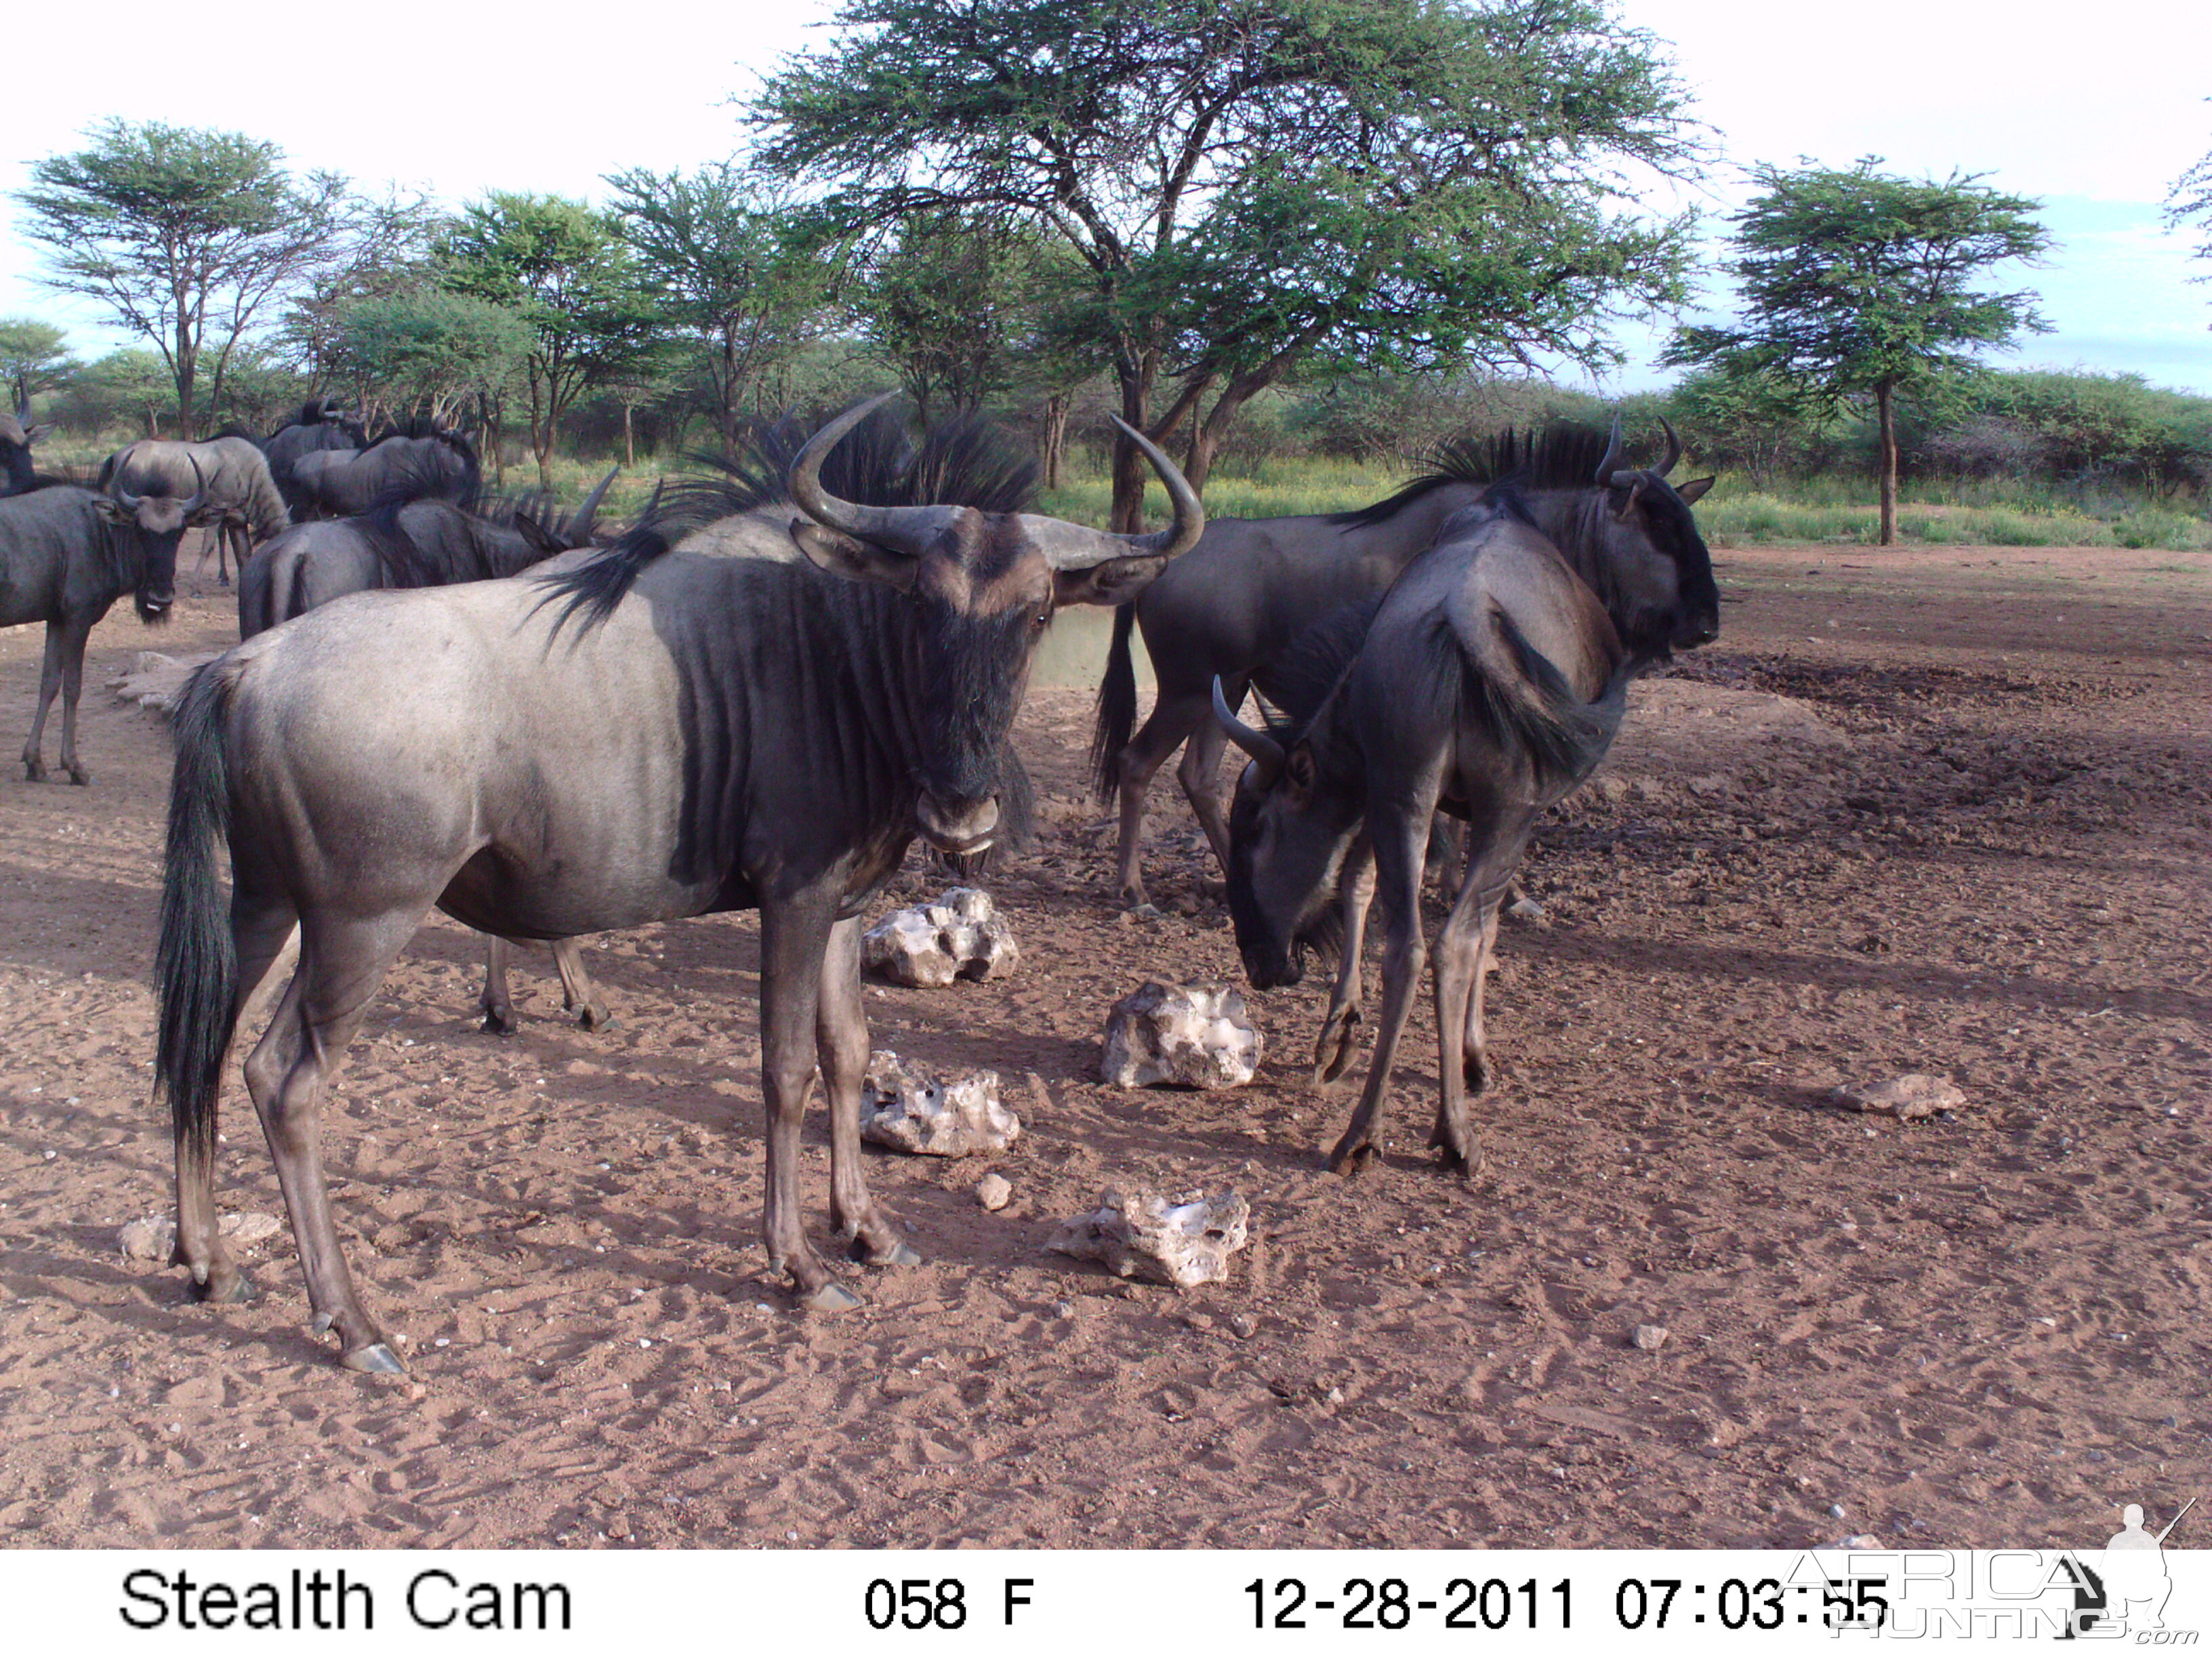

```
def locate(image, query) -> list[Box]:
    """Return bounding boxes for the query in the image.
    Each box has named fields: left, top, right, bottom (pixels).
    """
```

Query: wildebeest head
left=2, top=397, right=49, bottom=494
left=789, top=394, right=1202, bottom=857
left=1581, top=415, right=1719, bottom=659
left=94, top=453, right=201, bottom=617
left=100, top=445, right=211, bottom=537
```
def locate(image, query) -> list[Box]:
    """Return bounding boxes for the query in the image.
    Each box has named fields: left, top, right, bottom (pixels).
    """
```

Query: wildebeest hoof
left=851, top=1236, right=923, bottom=1268
left=575, top=1004, right=613, bottom=1031
left=799, top=1282, right=865, bottom=1313
left=479, top=1006, right=515, bottom=1036
left=22, top=760, right=45, bottom=782
left=342, top=1342, right=407, bottom=1375
left=1324, top=1138, right=1377, bottom=1176
left=67, top=768, right=91, bottom=785
left=188, top=1269, right=255, bottom=1305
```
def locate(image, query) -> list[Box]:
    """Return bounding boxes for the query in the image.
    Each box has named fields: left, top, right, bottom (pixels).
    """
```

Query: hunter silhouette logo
left=2064, top=1496, right=2197, bottom=1639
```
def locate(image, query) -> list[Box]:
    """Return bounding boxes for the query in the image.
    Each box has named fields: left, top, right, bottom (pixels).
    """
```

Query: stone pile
left=1101, top=981, right=1260, bottom=1089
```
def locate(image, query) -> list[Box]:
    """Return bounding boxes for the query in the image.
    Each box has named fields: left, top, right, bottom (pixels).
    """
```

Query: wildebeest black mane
left=1255, top=596, right=1385, bottom=743
left=1328, top=424, right=1635, bottom=531
left=541, top=405, right=1040, bottom=635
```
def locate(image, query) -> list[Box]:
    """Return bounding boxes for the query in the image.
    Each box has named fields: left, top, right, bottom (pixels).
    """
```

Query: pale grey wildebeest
left=100, top=435, right=290, bottom=589
left=154, top=394, right=1202, bottom=1372
left=1, top=477, right=194, bottom=781
left=1094, top=420, right=1705, bottom=907
left=3, top=396, right=53, bottom=495
left=1213, top=421, right=1717, bottom=1174
left=286, top=423, right=479, bottom=519
left=237, top=469, right=622, bottom=1031
left=260, top=396, right=369, bottom=518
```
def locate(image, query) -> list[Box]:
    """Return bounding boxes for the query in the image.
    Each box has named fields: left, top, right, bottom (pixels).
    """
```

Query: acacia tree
left=602, top=165, right=831, bottom=451
left=14, top=121, right=357, bottom=437
left=439, top=192, right=666, bottom=486
left=753, top=0, right=1701, bottom=529
left=1665, top=158, right=2050, bottom=545
left=0, top=319, right=81, bottom=411
left=2169, top=125, right=2212, bottom=308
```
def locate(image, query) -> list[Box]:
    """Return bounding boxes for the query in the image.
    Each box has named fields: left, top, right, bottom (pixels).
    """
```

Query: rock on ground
left=119, top=1210, right=283, bottom=1261
left=108, top=651, right=222, bottom=717
left=1045, top=1188, right=1251, bottom=1289
left=1101, top=982, right=1261, bottom=1089
left=860, top=1051, right=1020, bottom=1155
left=861, top=888, right=1020, bottom=988
left=1826, top=1073, right=1965, bottom=1120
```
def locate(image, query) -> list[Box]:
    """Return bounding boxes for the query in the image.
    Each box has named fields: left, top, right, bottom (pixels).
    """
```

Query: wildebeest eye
left=1031, top=608, right=1050, bottom=631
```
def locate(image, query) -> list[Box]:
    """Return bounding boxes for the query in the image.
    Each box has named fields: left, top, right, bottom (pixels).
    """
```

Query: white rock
left=862, top=888, right=1020, bottom=987
left=1101, top=982, right=1261, bottom=1089
left=1633, top=1323, right=1671, bottom=1352
left=975, top=1174, right=1012, bottom=1212
left=860, top=1051, right=1019, bottom=1155
left=107, top=651, right=221, bottom=716
left=1505, top=895, right=1549, bottom=925
left=118, top=1210, right=283, bottom=1261
left=1826, top=1073, right=1965, bottom=1120
left=1045, top=1188, right=1251, bottom=1289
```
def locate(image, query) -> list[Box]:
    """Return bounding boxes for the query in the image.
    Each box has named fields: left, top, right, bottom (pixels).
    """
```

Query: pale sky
left=3, top=0, right=2207, bottom=392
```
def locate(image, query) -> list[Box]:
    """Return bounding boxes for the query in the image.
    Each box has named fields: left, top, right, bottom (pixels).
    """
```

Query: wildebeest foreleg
left=480, top=935, right=517, bottom=1032
left=241, top=907, right=426, bottom=1372
left=22, top=616, right=94, bottom=783
left=818, top=916, right=920, bottom=1268
left=1175, top=695, right=1240, bottom=876
left=758, top=888, right=860, bottom=1311
left=1431, top=819, right=1532, bottom=1172
left=1313, top=835, right=1376, bottom=1085
left=550, top=940, right=611, bottom=1029
left=1326, top=806, right=1431, bottom=1173
left=1111, top=683, right=1229, bottom=907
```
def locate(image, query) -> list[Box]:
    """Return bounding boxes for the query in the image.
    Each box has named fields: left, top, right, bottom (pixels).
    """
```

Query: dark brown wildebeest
left=1094, top=421, right=1699, bottom=907
left=1, top=478, right=195, bottom=781
left=155, top=395, right=1201, bottom=1371
left=287, top=424, right=479, bottom=519
left=100, top=436, right=289, bottom=589
left=2, top=396, right=52, bottom=495
left=260, top=397, right=369, bottom=518
left=1214, top=421, right=1716, bottom=1174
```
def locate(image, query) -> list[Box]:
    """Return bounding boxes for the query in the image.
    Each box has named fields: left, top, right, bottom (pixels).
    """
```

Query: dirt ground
left=0, top=539, right=2206, bottom=1550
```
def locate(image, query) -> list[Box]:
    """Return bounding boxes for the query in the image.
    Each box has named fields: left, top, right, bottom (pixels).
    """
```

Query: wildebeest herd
left=3, top=392, right=1718, bottom=1374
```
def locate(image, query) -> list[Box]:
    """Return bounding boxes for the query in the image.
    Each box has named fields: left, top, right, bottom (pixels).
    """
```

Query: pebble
left=1830, top=1503, right=1848, bottom=1519
left=1505, top=896, right=1549, bottom=925
left=1054, top=1300, right=1076, bottom=1319
left=1633, top=1324, right=1670, bottom=1351
left=1228, top=1312, right=1257, bottom=1340
left=976, top=1173, right=1012, bottom=1212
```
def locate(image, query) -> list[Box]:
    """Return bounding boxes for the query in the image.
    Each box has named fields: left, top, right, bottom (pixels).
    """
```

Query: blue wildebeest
left=287, top=424, right=480, bottom=519
left=3, top=397, right=52, bottom=495
left=260, top=396, right=369, bottom=518
left=1094, top=422, right=1700, bottom=907
left=236, top=470, right=622, bottom=1031
left=1212, top=420, right=1717, bottom=1173
left=155, top=395, right=1202, bottom=1371
left=100, top=436, right=290, bottom=589
left=1, top=476, right=195, bottom=781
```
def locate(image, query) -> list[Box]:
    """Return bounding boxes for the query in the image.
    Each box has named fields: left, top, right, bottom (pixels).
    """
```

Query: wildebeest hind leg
left=1313, top=837, right=1376, bottom=1086
left=1112, top=688, right=1215, bottom=907
left=818, top=916, right=919, bottom=1269
left=758, top=889, right=860, bottom=1311
left=242, top=907, right=426, bottom=1372
left=22, top=617, right=89, bottom=783
left=480, top=935, right=517, bottom=1032
left=550, top=939, right=612, bottom=1029
left=1176, top=692, right=1242, bottom=878
left=1327, top=811, right=1430, bottom=1173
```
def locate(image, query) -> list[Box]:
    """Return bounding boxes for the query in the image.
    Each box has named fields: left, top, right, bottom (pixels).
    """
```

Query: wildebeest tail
left=1089, top=603, right=1139, bottom=803
left=1468, top=611, right=1629, bottom=793
left=156, top=662, right=240, bottom=1172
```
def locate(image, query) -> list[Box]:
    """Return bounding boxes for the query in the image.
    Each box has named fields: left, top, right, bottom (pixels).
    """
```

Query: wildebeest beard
left=911, top=594, right=1039, bottom=863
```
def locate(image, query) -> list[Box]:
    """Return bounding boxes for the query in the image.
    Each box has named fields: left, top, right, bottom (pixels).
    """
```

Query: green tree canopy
left=0, top=317, right=82, bottom=413
left=327, top=289, right=535, bottom=429
left=14, top=120, right=358, bottom=437
left=440, top=192, right=667, bottom=486
left=603, top=165, right=832, bottom=449
left=2169, top=120, right=2212, bottom=307
left=1664, top=157, right=2050, bottom=544
left=752, top=0, right=1702, bottom=526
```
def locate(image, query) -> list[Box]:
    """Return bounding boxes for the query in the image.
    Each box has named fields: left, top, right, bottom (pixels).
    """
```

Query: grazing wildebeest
left=287, top=424, right=479, bottom=519
left=260, top=396, right=369, bottom=518
left=100, top=436, right=290, bottom=589
left=1093, top=422, right=1700, bottom=907
left=1213, top=420, right=1716, bottom=1174
left=155, top=395, right=1201, bottom=1370
left=3, top=397, right=52, bottom=495
left=237, top=470, right=622, bottom=1031
left=1, top=478, right=194, bottom=781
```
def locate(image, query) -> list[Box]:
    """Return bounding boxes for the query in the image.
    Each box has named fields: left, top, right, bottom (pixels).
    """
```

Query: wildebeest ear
left=1610, top=474, right=1648, bottom=523
left=1286, top=745, right=1317, bottom=796
left=792, top=520, right=917, bottom=590
left=1673, top=475, right=1715, bottom=505
left=22, top=424, right=49, bottom=445
left=1052, top=555, right=1168, bottom=610
left=513, top=512, right=562, bottom=558
left=91, top=495, right=128, bottom=523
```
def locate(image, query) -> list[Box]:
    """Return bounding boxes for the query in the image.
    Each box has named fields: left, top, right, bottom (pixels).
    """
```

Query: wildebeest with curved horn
left=236, top=468, right=623, bottom=1031
left=287, top=423, right=480, bottom=519
left=3, top=396, right=53, bottom=495
left=1094, top=419, right=1700, bottom=907
left=155, top=393, right=1202, bottom=1371
left=260, top=396, right=369, bottom=518
left=2, top=474, right=197, bottom=781
left=100, top=436, right=290, bottom=589
left=1214, top=419, right=1717, bottom=1174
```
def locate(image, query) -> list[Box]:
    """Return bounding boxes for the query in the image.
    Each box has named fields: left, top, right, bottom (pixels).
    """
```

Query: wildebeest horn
left=1213, top=676, right=1284, bottom=783
left=181, top=456, right=209, bottom=518
left=1656, top=415, right=1681, bottom=478
left=112, top=447, right=144, bottom=512
left=1594, top=413, right=1625, bottom=485
left=571, top=466, right=619, bottom=542
left=1020, top=417, right=1205, bottom=571
left=788, top=392, right=958, bottom=558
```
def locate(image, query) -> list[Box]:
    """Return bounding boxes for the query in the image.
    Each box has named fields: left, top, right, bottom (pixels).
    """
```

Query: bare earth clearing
left=0, top=541, right=2207, bottom=1549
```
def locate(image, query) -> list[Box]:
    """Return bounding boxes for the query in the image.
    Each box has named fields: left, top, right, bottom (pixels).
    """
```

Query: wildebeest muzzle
left=915, top=788, right=1000, bottom=857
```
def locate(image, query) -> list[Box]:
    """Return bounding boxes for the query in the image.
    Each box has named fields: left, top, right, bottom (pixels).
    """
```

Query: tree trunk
left=624, top=403, right=636, bottom=468
left=1875, top=381, right=1898, bottom=547
left=1038, top=391, right=1071, bottom=491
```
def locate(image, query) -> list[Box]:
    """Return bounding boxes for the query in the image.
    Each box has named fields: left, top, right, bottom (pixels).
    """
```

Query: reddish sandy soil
left=0, top=539, right=2207, bottom=1549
